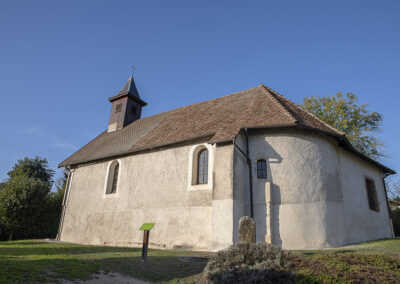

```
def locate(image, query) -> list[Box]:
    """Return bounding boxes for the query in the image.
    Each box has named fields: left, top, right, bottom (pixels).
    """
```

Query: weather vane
left=131, top=65, right=136, bottom=75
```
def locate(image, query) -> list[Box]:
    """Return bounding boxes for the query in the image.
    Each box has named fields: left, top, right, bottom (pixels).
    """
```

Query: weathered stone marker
left=139, top=223, right=155, bottom=261
left=238, top=216, right=256, bottom=243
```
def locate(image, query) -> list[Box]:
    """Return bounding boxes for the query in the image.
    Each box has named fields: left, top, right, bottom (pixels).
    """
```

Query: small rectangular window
left=365, top=178, right=379, bottom=212
left=115, top=103, right=122, bottom=113
left=257, top=160, right=267, bottom=179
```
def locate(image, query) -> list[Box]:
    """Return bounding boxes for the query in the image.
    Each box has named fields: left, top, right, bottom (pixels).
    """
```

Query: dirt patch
left=60, top=271, right=150, bottom=284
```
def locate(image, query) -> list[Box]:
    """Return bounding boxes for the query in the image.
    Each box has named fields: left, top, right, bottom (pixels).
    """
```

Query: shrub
left=204, top=242, right=298, bottom=284
left=204, top=242, right=400, bottom=283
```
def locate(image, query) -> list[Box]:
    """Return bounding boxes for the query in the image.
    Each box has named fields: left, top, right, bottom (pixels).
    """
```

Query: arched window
left=257, top=159, right=267, bottom=179
left=197, top=149, right=209, bottom=184
left=106, top=161, right=119, bottom=194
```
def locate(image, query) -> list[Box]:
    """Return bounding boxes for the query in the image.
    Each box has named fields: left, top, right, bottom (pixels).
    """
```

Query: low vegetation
left=0, top=239, right=399, bottom=283
left=205, top=240, right=400, bottom=283
left=204, top=242, right=298, bottom=283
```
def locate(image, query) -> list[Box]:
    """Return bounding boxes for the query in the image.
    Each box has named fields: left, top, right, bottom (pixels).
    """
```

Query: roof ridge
left=59, top=82, right=394, bottom=174
left=258, top=84, right=298, bottom=124
left=262, top=85, right=344, bottom=136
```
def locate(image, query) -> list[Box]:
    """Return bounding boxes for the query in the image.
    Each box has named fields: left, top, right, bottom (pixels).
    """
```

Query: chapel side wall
left=210, top=144, right=235, bottom=250
left=337, top=148, right=392, bottom=244
left=60, top=141, right=233, bottom=251
left=243, top=130, right=347, bottom=249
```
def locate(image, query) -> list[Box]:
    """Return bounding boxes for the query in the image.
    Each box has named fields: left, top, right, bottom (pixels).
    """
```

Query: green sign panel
left=139, top=223, right=155, bottom=231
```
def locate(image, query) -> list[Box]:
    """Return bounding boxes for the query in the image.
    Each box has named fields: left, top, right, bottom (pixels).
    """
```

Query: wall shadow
left=251, top=138, right=283, bottom=247
left=270, top=184, right=282, bottom=247
left=0, top=251, right=209, bottom=283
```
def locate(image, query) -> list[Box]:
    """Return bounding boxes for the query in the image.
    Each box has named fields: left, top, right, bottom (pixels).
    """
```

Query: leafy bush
left=0, top=157, right=65, bottom=240
left=204, top=242, right=299, bottom=283
left=0, top=176, right=50, bottom=240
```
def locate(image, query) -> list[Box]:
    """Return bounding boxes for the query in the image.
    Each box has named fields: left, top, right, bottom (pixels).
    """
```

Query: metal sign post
left=139, top=223, right=155, bottom=261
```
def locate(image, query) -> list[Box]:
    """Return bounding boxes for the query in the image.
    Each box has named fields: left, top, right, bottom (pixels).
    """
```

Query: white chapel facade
left=57, top=75, right=395, bottom=251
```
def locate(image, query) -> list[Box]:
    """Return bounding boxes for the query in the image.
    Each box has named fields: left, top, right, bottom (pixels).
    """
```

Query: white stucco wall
left=233, top=129, right=392, bottom=249
left=337, top=148, right=392, bottom=244
left=61, top=129, right=391, bottom=251
left=60, top=141, right=235, bottom=251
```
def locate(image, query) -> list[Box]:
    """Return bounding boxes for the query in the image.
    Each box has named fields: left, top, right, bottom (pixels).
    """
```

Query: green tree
left=55, top=170, right=68, bottom=193
left=302, top=93, right=384, bottom=159
left=7, top=156, right=55, bottom=184
left=388, top=179, right=400, bottom=201
left=50, top=170, right=68, bottom=213
left=0, top=176, right=50, bottom=240
left=0, top=182, right=5, bottom=239
left=0, top=156, right=61, bottom=240
left=43, top=170, right=68, bottom=238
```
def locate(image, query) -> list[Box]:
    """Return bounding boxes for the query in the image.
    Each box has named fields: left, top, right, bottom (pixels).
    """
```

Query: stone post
left=238, top=216, right=256, bottom=243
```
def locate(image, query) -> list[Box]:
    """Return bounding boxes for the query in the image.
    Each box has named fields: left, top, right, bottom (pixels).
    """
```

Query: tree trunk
left=8, top=229, right=13, bottom=241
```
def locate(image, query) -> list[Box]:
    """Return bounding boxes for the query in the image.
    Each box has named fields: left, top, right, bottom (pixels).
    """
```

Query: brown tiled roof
left=59, top=84, right=395, bottom=174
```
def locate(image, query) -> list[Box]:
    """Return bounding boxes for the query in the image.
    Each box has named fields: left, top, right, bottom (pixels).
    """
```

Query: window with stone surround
left=188, top=144, right=213, bottom=190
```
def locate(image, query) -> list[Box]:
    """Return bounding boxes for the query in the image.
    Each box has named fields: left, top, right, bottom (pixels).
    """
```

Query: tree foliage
left=388, top=179, right=400, bottom=201
left=301, top=93, right=384, bottom=159
left=0, top=177, right=50, bottom=238
left=0, top=157, right=64, bottom=240
left=7, top=156, right=55, bottom=184
left=49, top=170, right=67, bottom=220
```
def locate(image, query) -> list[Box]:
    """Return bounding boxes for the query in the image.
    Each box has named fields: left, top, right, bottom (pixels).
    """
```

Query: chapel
left=57, top=75, right=395, bottom=250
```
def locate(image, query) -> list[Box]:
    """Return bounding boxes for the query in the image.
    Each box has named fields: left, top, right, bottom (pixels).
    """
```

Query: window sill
left=103, top=192, right=119, bottom=199
left=187, top=183, right=213, bottom=191
left=369, top=209, right=380, bottom=213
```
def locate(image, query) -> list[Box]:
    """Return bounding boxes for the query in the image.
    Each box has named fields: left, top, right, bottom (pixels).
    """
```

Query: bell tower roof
left=108, top=75, right=147, bottom=106
left=118, top=75, right=140, bottom=97
left=107, top=74, right=148, bottom=132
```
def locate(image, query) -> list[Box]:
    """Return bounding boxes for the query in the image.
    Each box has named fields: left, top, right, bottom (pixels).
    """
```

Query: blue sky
left=0, top=0, right=399, bottom=184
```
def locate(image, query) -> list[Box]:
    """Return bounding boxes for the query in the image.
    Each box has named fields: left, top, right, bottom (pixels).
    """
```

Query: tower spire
left=107, top=73, right=147, bottom=132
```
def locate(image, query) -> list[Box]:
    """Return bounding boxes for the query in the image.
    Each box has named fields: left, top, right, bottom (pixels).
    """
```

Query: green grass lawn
left=293, top=239, right=400, bottom=283
left=0, top=240, right=210, bottom=283
left=0, top=239, right=399, bottom=283
left=299, top=238, right=400, bottom=256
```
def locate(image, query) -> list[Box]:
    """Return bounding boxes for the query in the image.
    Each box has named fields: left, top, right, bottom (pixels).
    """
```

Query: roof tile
left=59, top=84, right=394, bottom=174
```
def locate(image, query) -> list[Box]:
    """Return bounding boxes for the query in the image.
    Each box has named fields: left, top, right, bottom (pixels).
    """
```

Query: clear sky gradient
left=1, top=0, right=399, bottom=184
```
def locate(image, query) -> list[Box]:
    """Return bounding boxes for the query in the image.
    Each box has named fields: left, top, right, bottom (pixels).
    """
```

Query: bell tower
left=107, top=75, right=147, bottom=132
